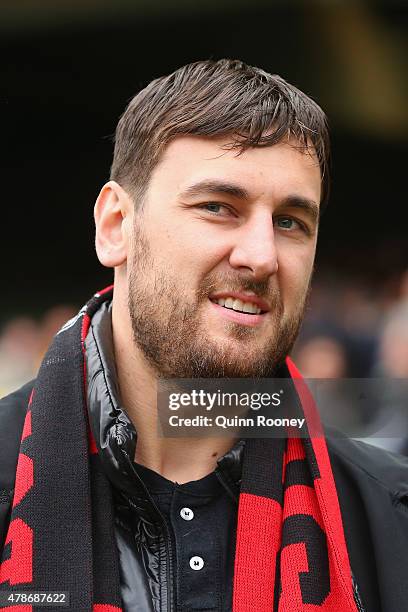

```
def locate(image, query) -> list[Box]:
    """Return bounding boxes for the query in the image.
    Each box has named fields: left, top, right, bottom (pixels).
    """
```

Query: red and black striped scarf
left=0, top=287, right=357, bottom=611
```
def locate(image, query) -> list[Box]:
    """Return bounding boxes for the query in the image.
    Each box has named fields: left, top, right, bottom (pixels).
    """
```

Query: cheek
left=277, top=247, right=315, bottom=304
left=152, top=218, right=227, bottom=273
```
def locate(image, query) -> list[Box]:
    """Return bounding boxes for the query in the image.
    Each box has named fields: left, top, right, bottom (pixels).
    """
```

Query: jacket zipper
left=214, top=468, right=238, bottom=504
left=352, top=574, right=366, bottom=612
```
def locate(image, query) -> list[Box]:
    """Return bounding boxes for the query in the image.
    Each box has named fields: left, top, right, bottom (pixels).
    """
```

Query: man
left=1, top=59, right=408, bottom=612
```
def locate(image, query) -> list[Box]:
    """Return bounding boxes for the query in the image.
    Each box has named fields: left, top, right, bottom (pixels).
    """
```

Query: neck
left=112, top=299, right=237, bottom=484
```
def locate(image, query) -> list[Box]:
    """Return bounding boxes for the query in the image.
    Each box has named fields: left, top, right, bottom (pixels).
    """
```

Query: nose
left=228, top=212, right=278, bottom=280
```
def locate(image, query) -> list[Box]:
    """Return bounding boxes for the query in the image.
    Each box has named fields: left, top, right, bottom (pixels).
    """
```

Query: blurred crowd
left=0, top=305, right=78, bottom=399
left=1, top=271, right=407, bottom=452
left=293, top=268, right=408, bottom=453
left=294, top=269, right=408, bottom=380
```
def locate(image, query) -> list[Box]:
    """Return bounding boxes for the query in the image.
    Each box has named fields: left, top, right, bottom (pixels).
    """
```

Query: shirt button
left=180, top=507, right=194, bottom=521
left=189, top=556, right=204, bottom=570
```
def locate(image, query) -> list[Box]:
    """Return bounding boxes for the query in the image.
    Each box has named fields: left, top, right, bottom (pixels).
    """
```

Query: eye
left=199, top=202, right=232, bottom=216
left=274, top=216, right=302, bottom=231
left=204, top=203, right=222, bottom=213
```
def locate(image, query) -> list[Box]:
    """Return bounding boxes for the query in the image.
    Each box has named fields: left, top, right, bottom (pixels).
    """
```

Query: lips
left=211, top=297, right=261, bottom=315
left=209, top=299, right=266, bottom=327
left=209, top=291, right=270, bottom=313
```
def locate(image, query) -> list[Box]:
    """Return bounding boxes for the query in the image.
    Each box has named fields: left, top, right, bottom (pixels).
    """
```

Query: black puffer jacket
left=2, top=305, right=408, bottom=611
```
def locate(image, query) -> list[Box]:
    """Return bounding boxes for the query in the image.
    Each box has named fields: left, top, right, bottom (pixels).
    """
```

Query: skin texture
left=94, top=135, right=321, bottom=482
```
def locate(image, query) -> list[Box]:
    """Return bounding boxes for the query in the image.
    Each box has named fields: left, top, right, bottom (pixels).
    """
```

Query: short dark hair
left=111, top=58, right=330, bottom=210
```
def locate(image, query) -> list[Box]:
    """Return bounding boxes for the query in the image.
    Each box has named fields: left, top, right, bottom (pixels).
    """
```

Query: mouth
left=208, top=293, right=269, bottom=327
left=209, top=292, right=270, bottom=315
left=210, top=297, right=265, bottom=315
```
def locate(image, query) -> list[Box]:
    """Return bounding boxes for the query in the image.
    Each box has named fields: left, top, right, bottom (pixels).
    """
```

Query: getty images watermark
left=157, top=379, right=306, bottom=438
left=167, top=387, right=305, bottom=431
left=157, top=378, right=408, bottom=439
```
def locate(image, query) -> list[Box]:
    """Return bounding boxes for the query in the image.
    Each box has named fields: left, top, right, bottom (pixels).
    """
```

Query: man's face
left=127, top=135, right=321, bottom=378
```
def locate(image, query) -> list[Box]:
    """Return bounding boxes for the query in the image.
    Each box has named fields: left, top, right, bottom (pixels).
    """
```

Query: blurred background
left=1, top=1, right=407, bottom=416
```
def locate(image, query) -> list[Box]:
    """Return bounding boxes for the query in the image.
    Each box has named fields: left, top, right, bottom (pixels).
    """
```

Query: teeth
left=243, top=302, right=256, bottom=314
left=232, top=299, right=243, bottom=311
left=214, top=297, right=262, bottom=314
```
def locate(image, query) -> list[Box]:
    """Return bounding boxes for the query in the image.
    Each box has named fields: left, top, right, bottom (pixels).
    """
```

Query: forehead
left=147, top=135, right=322, bottom=205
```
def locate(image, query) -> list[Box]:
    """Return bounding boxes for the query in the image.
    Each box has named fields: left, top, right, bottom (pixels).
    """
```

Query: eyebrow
left=179, top=180, right=250, bottom=201
left=179, top=180, right=320, bottom=223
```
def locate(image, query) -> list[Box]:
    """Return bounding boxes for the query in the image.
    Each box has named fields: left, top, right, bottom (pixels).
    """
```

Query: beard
left=128, top=220, right=309, bottom=379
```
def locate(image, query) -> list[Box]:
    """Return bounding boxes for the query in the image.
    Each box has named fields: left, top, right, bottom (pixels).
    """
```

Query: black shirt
left=134, top=463, right=238, bottom=611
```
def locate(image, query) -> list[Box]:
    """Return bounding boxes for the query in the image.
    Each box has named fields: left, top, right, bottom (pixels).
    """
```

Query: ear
left=94, top=181, right=133, bottom=268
